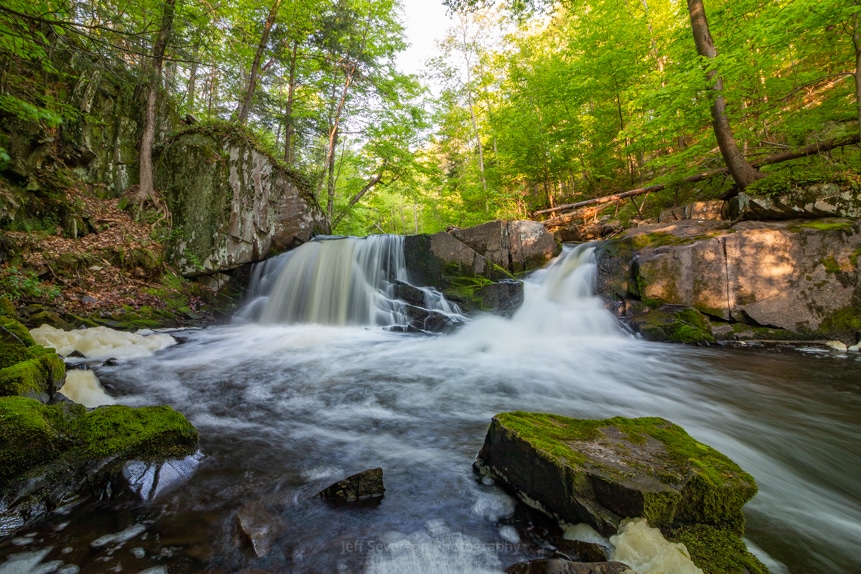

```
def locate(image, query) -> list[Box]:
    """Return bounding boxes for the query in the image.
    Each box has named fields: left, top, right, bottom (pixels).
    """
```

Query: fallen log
left=534, top=133, right=860, bottom=217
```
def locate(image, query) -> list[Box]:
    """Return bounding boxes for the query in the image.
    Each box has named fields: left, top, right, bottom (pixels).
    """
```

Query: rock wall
left=156, top=129, right=327, bottom=276
left=597, top=219, right=861, bottom=343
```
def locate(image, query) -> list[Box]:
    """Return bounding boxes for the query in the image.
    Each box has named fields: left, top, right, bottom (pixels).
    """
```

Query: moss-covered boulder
left=475, top=412, right=763, bottom=573
left=631, top=305, right=716, bottom=345
left=0, top=317, right=65, bottom=400
left=0, top=396, right=199, bottom=533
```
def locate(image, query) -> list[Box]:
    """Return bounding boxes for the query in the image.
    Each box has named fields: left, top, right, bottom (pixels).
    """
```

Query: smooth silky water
left=1, top=241, right=859, bottom=573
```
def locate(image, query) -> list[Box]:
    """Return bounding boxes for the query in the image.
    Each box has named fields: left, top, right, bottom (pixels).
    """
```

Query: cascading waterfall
left=236, top=235, right=462, bottom=327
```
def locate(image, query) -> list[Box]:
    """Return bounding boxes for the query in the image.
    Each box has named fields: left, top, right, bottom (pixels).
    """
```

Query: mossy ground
left=0, top=396, right=198, bottom=485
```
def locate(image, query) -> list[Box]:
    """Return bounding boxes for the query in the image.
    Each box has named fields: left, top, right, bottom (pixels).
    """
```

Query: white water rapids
left=2, top=241, right=859, bottom=573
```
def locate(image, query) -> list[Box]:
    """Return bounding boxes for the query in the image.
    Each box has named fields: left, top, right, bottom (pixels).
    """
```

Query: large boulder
left=156, top=127, right=327, bottom=276
left=475, top=412, right=764, bottom=574
left=451, top=220, right=560, bottom=273
left=0, top=396, right=199, bottom=534
left=403, top=231, right=525, bottom=315
left=597, top=219, right=861, bottom=343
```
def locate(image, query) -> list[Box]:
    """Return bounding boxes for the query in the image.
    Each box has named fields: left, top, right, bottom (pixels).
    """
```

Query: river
left=1, top=242, right=859, bottom=573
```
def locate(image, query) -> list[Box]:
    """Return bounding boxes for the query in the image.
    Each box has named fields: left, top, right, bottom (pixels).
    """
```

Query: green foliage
left=0, top=266, right=62, bottom=301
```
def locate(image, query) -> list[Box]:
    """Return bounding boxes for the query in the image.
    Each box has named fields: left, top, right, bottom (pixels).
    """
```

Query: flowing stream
left=1, top=241, right=860, bottom=574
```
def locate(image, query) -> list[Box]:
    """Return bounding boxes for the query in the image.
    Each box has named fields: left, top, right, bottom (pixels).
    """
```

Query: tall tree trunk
left=136, top=0, right=176, bottom=206
left=325, top=63, right=357, bottom=223
left=687, top=0, right=762, bottom=188
left=283, top=40, right=299, bottom=165
left=237, top=0, right=283, bottom=124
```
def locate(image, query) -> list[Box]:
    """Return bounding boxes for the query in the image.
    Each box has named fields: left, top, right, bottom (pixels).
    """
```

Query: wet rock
left=631, top=305, right=716, bottom=345
left=318, top=467, right=385, bottom=502
left=451, top=220, right=560, bottom=273
left=555, top=539, right=609, bottom=563
left=403, top=232, right=491, bottom=287
left=505, top=559, right=632, bottom=574
left=556, top=225, right=582, bottom=243
left=475, top=412, right=757, bottom=537
left=826, top=340, right=848, bottom=352
left=402, top=305, right=462, bottom=333
left=474, top=279, right=525, bottom=317
left=122, top=450, right=204, bottom=502
left=236, top=500, right=278, bottom=558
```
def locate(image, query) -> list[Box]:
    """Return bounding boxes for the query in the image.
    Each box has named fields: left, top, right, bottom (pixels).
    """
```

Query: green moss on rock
left=482, top=412, right=757, bottom=536
left=0, top=397, right=84, bottom=483
left=0, top=297, right=18, bottom=318
left=77, top=404, right=199, bottom=461
left=0, top=397, right=198, bottom=486
left=665, top=524, right=768, bottom=574
left=0, top=348, right=66, bottom=399
left=634, top=306, right=716, bottom=345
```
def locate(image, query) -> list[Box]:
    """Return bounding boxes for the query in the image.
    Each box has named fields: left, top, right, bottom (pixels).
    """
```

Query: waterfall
left=236, top=235, right=462, bottom=328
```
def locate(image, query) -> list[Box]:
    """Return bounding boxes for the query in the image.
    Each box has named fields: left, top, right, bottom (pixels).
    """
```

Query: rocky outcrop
left=727, top=183, right=861, bottom=222
left=475, top=412, right=765, bottom=574
left=597, top=219, right=861, bottom=344
left=401, top=221, right=555, bottom=316
left=451, top=220, right=561, bottom=273
left=156, top=127, right=327, bottom=276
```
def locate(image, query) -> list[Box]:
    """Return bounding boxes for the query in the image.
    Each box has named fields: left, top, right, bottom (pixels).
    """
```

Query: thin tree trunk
left=283, top=40, right=299, bottom=165
left=237, top=0, right=283, bottom=124
left=687, top=0, right=762, bottom=188
left=186, top=43, right=199, bottom=111
left=467, top=92, right=488, bottom=198
left=324, top=62, right=357, bottom=223
left=852, top=10, right=861, bottom=141
left=136, top=0, right=176, bottom=205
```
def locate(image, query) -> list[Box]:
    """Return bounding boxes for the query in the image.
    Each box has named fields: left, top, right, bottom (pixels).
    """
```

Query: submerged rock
left=505, top=559, right=633, bottom=574
left=475, top=412, right=765, bottom=574
left=318, top=467, right=385, bottom=502
left=236, top=500, right=278, bottom=558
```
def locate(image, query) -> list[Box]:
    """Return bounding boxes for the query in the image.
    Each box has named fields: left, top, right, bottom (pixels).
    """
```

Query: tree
left=236, top=0, right=283, bottom=124
left=686, top=0, right=761, bottom=189
left=131, top=0, right=177, bottom=213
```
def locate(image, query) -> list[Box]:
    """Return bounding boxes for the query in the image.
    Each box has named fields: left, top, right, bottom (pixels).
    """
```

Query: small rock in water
left=90, top=524, right=146, bottom=549
left=317, top=467, right=385, bottom=502
left=505, top=559, right=633, bottom=574
left=236, top=500, right=278, bottom=558
left=848, top=344, right=860, bottom=353
left=826, top=340, right=848, bottom=352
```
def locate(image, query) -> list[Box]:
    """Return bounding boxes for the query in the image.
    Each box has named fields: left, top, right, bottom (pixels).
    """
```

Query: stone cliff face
left=156, top=129, right=327, bottom=276
left=597, top=219, right=861, bottom=344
